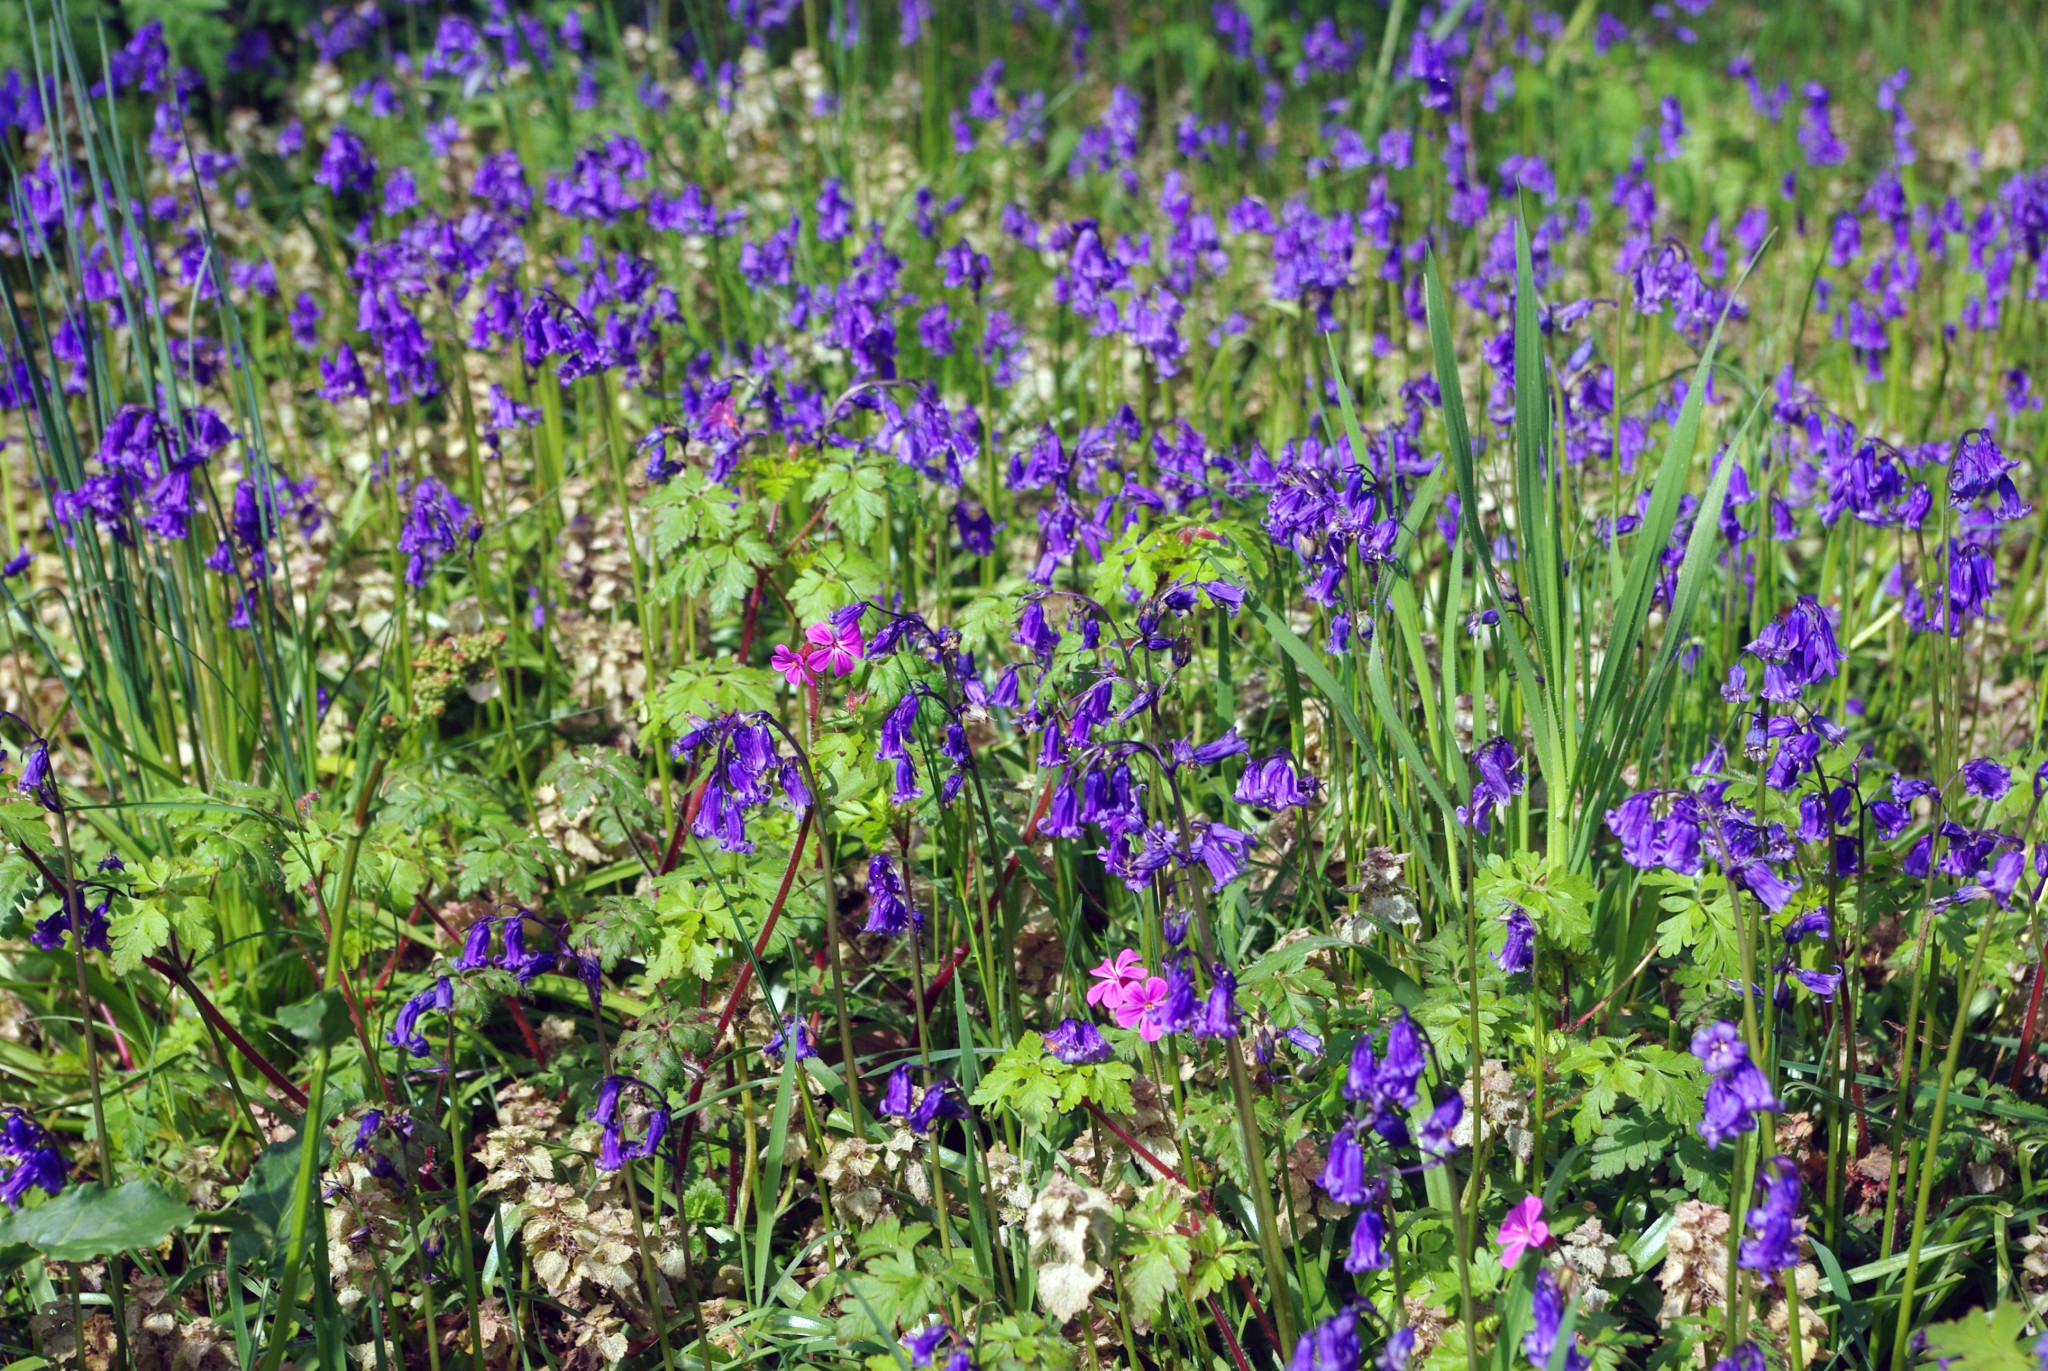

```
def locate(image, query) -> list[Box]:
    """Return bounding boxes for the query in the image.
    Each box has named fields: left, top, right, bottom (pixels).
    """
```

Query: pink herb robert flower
left=1496, top=1195, right=1549, bottom=1268
left=803, top=619, right=865, bottom=675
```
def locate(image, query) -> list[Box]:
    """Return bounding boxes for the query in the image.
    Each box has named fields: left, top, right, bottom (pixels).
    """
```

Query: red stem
left=98, top=1004, right=134, bottom=1071
left=145, top=955, right=310, bottom=1110
left=1208, top=1295, right=1257, bottom=1371
left=1083, top=1100, right=1281, bottom=1351
left=2015, top=937, right=2048, bottom=1089
left=675, top=812, right=815, bottom=1163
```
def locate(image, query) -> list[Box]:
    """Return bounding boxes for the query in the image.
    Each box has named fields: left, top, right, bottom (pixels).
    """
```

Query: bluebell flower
left=764, top=1016, right=817, bottom=1062
left=1522, top=1269, right=1588, bottom=1371
left=1042, top=1017, right=1113, bottom=1064
left=0, top=1111, right=67, bottom=1209
left=1234, top=752, right=1320, bottom=810
left=1317, top=1124, right=1371, bottom=1203
left=1738, top=1155, right=1805, bottom=1273
left=387, top=976, right=453, bottom=1057
left=1962, top=757, right=2012, bottom=802
left=1345, top=1208, right=1390, bottom=1273
left=1417, top=1090, right=1464, bottom=1157
left=591, top=1075, right=670, bottom=1171
left=1456, top=736, right=1525, bottom=834
left=1709, top=1343, right=1765, bottom=1371
left=866, top=854, right=921, bottom=936
left=1494, top=905, right=1535, bottom=974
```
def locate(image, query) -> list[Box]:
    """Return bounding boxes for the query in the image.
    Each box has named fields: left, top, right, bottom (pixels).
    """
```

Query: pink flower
left=1112, top=976, right=1172, bottom=1042
left=1496, top=1195, right=1549, bottom=1268
left=1086, top=949, right=1149, bottom=1009
left=803, top=620, right=865, bottom=677
left=771, top=643, right=816, bottom=686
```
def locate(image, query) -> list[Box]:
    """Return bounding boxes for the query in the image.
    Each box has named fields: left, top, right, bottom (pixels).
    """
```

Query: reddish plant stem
left=914, top=944, right=970, bottom=1015
left=2014, top=937, right=2048, bottom=1089
left=675, top=812, right=816, bottom=1167
left=1207, top=1295, right=1256, bottom=1371
left=368, top=898, right=430, bottom=1002
left=1083, top=1100, right=1281, bottom=1352
left=145, top=955, right=310, bottom=1110
left=98, top=1004, right=134, bottom=1072
left=9, top=844, right=302, bottom=1111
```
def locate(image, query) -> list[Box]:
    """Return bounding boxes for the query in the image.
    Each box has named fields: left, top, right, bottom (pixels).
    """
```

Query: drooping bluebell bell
left=1416, top=1090, right=1464, bottom=1157
left=1234, top=752, right=1320, bottom=810
left=387, top=976, right=454, bottom=1057
left=1494, top=905, right=1535, bottom=974
left=672, top=712, right=811, bottom=854
left=1738, top=1155, right=1805, bottom=1273
left=590, top=1075, right=670, bottom=1171
left=1521, top=1269, right=1589, bottom=1371
left=0, top=1110, right=67, bottom=1209
left=763, top=1016, right=817, bottom=1062
left=397, top=478, right=478, bottom=587
left=1042, top=1017, right=1113, bottom=1065
left=1317, top=1123, right=1371, bottom=1204
left=1457, top=736, right=1525, bottom=834
left=16, top=738, right=59, bottom=812
left=865, top=854, right=921, bottom=936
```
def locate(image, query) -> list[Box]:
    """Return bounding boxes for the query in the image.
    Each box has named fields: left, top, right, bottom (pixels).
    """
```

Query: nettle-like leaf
left=538, top=746, right=655, bottom=847
left=789, top=547, right=885, bottom=626
left=379, top=768, right=514, bottom=835
left=108, top=856, right=219, bottom=973
left=1088, top=516, right=1251, bottom=605
left=1553, top=1037, right=1706, bottom=1143
left=0, top=795, right=56, bottom=859
left=969, top=1036, right=1136, bottom=1128
left=642, top=867, right=743, bottom=983
left=647, top=474, right=777, bottom=610
left=1587, top=1112, right=1674, bottom=1179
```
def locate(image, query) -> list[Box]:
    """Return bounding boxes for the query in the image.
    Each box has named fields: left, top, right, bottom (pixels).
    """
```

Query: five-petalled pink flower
left=1496, top=1195, right=1549, bottom=1268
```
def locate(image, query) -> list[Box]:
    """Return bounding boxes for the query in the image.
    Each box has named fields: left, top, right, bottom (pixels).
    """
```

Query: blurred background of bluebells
left=2, top=0, right=2048, bottom=1370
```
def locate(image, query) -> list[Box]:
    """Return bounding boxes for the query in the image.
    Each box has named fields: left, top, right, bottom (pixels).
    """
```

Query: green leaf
left=108, top=900, right=171, bottom=974
left=0, top=1182, right=193, bottom=1262
left=1922, top=1304, right=2036, bottom=1371
left=278, top=989, right=351, bottom=1048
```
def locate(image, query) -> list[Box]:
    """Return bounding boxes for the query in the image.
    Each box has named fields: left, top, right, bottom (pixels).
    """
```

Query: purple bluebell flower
left=1345, top=1208, right=1390, bottom=1273
left=16, top=739, right=58, bottom=812
left=1522, top=1269, right=1589, bottom=1371
left=387, top=976, right=453, bottom=1057
left=1317, top=1124, right=1371, bottom=1203
left=1738, top=1155, right=1805, bottom=1272
left=1043, top=1017, right=1113, bottom=1065
left=764, top=1016, right=817, bottom=1062
left=1962, top=758, right=2012, bottom=802
left=865, top=854, right=920, bottom=936
left=1494, top=905, right=1535, bottom=974
left=397, top=478, right=478, bottom=587
left=0, top=1111, right=67, bottom=1209
left=1457, top=736, right=1525, bottom=834
left=1234, top=753, right=1320, bottom=810
left=673, top=713, right=810, bottom=854
left=591, top=1075, right=670, bottom=1171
